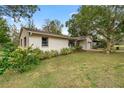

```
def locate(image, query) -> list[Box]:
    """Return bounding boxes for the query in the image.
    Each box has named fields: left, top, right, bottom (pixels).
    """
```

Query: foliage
left=0, top=48, right=11, bottom=75
left=9, top=25, right=20, bottom=47
left=1, top=52, right=124, bottom=87
left=66, top=6, right=124, bottom=53
left=10, top=47, right=41, bottom=73
left=31, top=49, right=59, bottom=60
left=0, top=58, right=8, bottom=75
left=0, top=18, right=10, bottom=45
left=0, top=5, right=39, bottom=22
left=50, top=50, right=59, bottom=57
left=0, top=46, right=75, bottom=74
left=27, top=19, right=37, bottom=29
left=60, top=48, right=73, bottom=55
left=32, top=48, right=42, bottom=60
left=3, top=42, right=17, bottom=52
left=43, top=19, right=63, bottom=34
left=74, top=45, right=82, bottom=51
left=21, top=18, right=37, bottom=30
left=43, top=51, right=53, bottom=59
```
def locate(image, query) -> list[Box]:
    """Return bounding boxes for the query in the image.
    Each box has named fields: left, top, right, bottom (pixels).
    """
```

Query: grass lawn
left=0, top=52, right=124, bottom=88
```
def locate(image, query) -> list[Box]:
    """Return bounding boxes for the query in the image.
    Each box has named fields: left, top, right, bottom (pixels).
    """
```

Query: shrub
left=3, top=42, right=16, bottom=52
left=43, top=50, right=59, bottom=59
left=50, top=50, right=59, bottom=57
left=10, top=47, right=41, bottom=73
left=43, top=51, right=52, bottom=59
left=32, top=48, right=42, bottom=60
left=32, top=48, right=47, bottom=60
left=0, top=57, right=10, bottom=75
left=0, top=48, right=11, bottom=75
left=74, top=45, right=82, bottom=51
left=60, top=48, right=73, bottom=55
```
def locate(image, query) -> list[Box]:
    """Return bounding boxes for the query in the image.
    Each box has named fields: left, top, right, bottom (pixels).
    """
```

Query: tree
left=9, top=25, right=20, bottom=46
left=43, top=19, right=63, bottom=34
left=27, top=19, right=37, bottom=29
left=21, top=18, right=37, bottom=30
left=0, top=5, right=39, bottom=47
left=0, top=5, right=39, bottom=22
left=0, top=18, right=10, bottom=45
left=66, top=6, right=124, bottom=53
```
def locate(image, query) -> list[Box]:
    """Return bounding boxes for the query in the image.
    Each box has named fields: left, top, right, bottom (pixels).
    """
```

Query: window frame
left=42, top=37, right=48, bottom=47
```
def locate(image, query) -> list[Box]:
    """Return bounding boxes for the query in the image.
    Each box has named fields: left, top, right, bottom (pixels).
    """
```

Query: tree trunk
left=106, top=40, right=112, bottom=54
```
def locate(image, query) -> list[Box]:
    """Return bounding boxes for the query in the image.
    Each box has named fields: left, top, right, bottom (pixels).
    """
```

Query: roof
left=19, top=27, right=87, bottom=40
left=71, top=36, right=86, bottom=40
left=20, top=27, right=70, bottom=39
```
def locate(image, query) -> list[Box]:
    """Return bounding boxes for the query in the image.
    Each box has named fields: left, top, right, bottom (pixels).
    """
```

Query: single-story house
left=19, top=27, right=93, bottom=52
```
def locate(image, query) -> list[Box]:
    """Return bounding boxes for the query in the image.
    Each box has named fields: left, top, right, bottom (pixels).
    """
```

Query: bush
left=3, top=42, right=16, bottom=52
left=0, top=57, right=10, bottom=75
left=0, top=46, right=75, bottom=74
left=43, top=51, right=52, bottom=59
left=32, top=48, right=42, bottom=60
left=60, top=48, right=73, bottom=55
left=10, top=47, right=41, bottom=73
left=50, top=50, right=59, bottom=57
left=74, top=45, right=82, bottom=51
left=0, top=48, right=11, bottom=75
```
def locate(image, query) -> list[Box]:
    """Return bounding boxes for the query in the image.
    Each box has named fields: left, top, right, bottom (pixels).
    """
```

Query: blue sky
left=7, top=5, right=80, bottom=35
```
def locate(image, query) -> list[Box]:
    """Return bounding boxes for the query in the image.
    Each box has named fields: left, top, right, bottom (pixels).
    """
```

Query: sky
left=6, top=5, right=80, bottom=35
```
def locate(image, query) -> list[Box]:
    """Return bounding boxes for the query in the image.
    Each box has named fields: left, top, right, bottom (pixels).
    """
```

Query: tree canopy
left=0, top=5, right=39, bottom=22
left=66, top=6, right=124, bottom=53
left=0, top=18, right=10, bottom=44
left=0, top=5, right=39, bottom=48
left=21, top=18, right=37, bottom=30
left=43, top=19, right=63, bottom=35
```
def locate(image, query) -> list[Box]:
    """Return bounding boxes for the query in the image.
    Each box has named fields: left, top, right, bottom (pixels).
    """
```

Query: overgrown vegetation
left=10, top=47, right=41, bottom=73
left=0, top=47, right=41, bottom=74
left=0, top=47, right=75, bottom=75
left=0, top=18, right=10, bottom=45
left=0, top=52, right=124, bottom=88
left=60, top=48, right=73, bottom=55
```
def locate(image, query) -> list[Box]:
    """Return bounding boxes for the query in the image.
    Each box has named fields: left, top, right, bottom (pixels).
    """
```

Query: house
left=19, top=27, right=92, bottom=52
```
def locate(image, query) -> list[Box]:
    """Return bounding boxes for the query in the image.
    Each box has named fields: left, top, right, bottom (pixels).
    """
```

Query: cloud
left=69, top=11, right=78, bottom=17
left=62, top=27, right=68, bottom=35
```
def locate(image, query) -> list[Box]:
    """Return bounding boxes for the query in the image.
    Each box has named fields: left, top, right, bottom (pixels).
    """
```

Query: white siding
left=29, top=36, right=41, bottom=49
left=79, top=37, right=92, bottom=50
left=86, top=37, right=92, bottom=50
left=79, top=41, right=87, bottom=49
left=29, top=35, right=69, bottom=52
left=49, top=37, right=69, bottom=52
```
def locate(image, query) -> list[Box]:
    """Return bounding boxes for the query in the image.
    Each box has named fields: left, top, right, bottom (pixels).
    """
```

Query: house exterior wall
left=29, top=35, right=69, bottom=52
left=79, top=40, right=87, bottom=49
left=20, top=29, right=29, bottom=47
left=79, top=37, right=92, bottom=50
left=86, top=37, right=92, bottom=50
left=20, top=29, right=92, bottom=51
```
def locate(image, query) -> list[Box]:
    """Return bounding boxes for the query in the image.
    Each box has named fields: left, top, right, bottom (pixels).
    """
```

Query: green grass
left=0, top=52, right=124, bottom=88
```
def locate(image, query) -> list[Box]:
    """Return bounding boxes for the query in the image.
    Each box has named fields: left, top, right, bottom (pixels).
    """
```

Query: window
left=24, top=37, right=26, bottom=47
left=68, top=40, right=75, bottom=47
left=42, top=37, right=48, bottom=46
